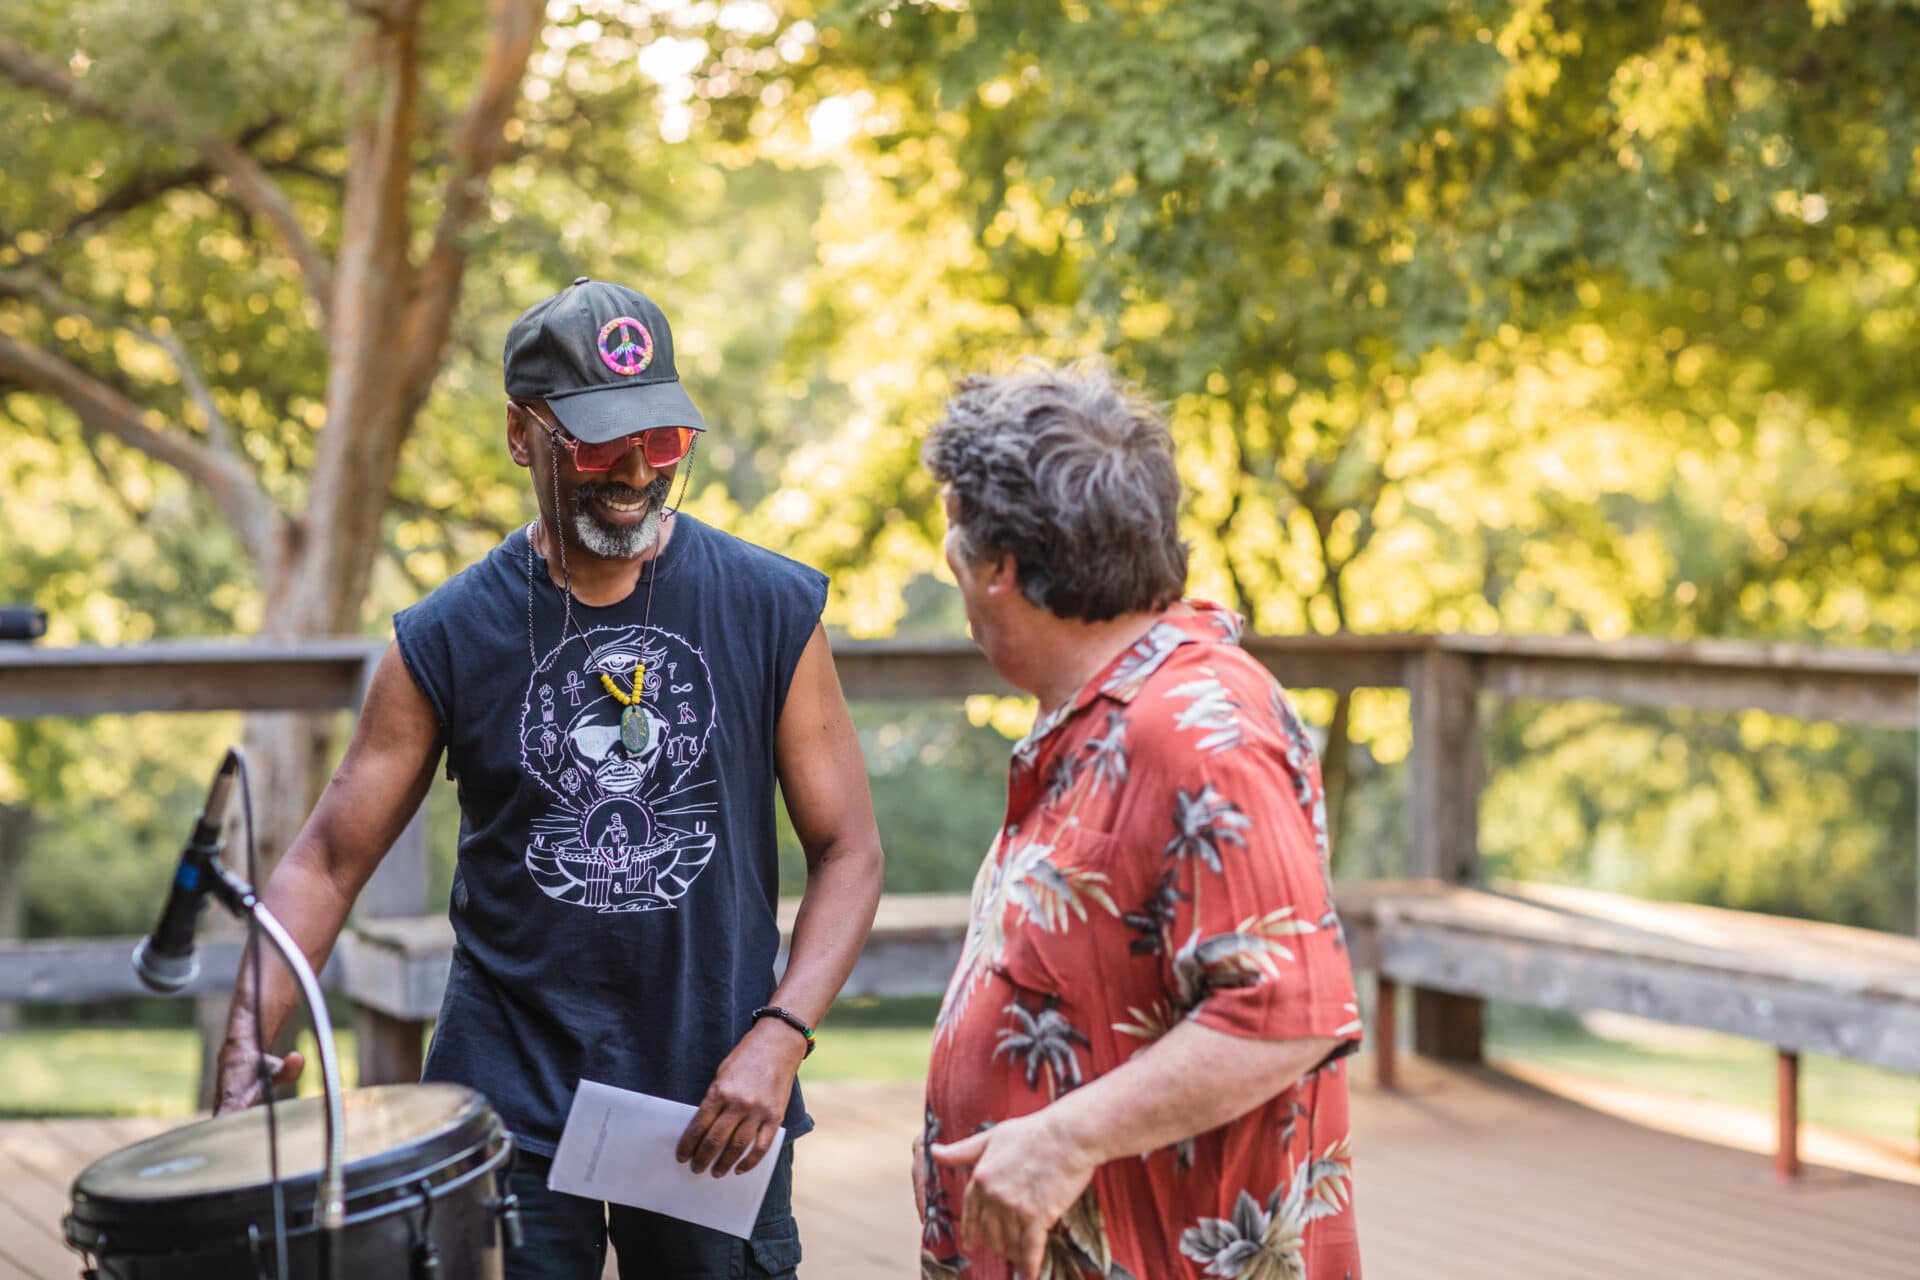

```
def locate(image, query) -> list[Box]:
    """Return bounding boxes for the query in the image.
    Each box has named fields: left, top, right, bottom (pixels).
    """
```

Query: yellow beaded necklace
left=602, top=656, right=653, bottom=753
left=601, top=662, right=646, bottom=707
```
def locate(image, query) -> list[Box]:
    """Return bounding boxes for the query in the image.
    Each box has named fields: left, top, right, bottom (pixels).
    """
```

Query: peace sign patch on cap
left=597, top=317, right=654, bottom=376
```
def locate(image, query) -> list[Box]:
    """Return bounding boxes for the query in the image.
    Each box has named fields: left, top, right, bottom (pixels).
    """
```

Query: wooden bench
left=335, top=894, right=973, bottom=1083
left=339, top=881, right=1920, bottom=1181
left=1338, top=879, right=1920, bottom=1180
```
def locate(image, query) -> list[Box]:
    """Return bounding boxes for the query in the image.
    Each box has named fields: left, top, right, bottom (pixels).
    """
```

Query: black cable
left=236, top=749, right=290, bottom=1280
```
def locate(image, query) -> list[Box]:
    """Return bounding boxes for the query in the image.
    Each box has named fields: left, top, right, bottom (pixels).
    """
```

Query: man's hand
left=677, top=1019, right=807, bottom=1176
left=213, top=1040, right=306, bottom=1116
left=932, top=1111, right=1101, bottom=1279
left=913, top=1130, right=928, bottom=1218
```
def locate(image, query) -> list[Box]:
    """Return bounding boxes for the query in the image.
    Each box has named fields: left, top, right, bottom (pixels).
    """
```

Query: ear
left=506, top=402, right=533, bottom=469
left=984, top=552, right=1020, bottom=597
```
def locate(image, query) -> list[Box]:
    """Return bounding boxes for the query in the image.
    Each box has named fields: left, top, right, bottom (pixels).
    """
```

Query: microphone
left=0, top=607, right=46, bottom=642
left=132, top=749, right=241, bottom=994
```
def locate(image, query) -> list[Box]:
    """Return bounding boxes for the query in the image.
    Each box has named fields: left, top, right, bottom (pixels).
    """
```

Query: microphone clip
left=130, top=750, right=249, bottom=995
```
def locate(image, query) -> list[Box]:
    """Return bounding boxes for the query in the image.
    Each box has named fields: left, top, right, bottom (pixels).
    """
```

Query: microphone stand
left=200, top=857, right=349, bottom=1264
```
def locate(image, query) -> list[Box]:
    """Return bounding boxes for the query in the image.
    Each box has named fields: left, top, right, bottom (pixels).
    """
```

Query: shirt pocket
left=990, top=825, right=1126, bottom=1002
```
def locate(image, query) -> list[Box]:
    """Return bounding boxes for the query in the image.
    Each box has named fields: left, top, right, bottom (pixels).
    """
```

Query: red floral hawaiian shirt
left=922, top=603, right=1363, bottom=1280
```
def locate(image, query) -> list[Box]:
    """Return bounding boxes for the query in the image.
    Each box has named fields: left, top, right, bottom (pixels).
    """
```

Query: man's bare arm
left=765, top=624, right=886, bottom=1029
left=214, top=642, right=443, bottom=1113
left=677, top=624, right=884, bottom=1176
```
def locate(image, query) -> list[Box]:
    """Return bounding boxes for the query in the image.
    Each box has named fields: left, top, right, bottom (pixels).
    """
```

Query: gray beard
left=569, top=475, right=672, bottom=559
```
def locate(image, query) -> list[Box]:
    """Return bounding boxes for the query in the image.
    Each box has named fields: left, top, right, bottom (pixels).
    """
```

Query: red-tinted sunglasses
left=524, top=405, right=697, bottom=471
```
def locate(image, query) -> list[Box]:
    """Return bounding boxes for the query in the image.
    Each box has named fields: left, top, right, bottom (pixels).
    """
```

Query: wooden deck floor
left=4, top=1065, right=1917, bottom=1278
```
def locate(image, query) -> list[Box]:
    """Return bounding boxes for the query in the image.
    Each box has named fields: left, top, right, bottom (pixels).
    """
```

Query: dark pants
left=503, top=1143, right=801, bottom=1279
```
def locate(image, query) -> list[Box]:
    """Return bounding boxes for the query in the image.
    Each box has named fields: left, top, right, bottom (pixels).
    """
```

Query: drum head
left=68, top=1084, right=502, bottom=1249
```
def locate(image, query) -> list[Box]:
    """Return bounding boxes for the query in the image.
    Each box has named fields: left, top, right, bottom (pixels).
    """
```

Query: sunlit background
left=1, top=0, right=1915, bottom=1165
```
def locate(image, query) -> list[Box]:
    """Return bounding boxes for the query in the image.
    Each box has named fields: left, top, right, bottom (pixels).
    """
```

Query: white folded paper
left=547, top=1078, right=786, bottom=1239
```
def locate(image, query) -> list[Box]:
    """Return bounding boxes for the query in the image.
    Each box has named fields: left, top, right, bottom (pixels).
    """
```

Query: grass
left=804, top=995, right=939, bottom=1084
left=0, top=1025, right=363, bottom=1119
left=0, top=1026, right=208, bottom=1118
left=4, top=998, right=1914, bottom=1158
left=0, top=1000, right=942, bottom=1119
left=1489, top=1011, right=1920, bottom=1149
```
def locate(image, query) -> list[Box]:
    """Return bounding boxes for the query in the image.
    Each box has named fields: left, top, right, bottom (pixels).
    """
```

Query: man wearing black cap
left=213, top=279, right=886, bottom=1278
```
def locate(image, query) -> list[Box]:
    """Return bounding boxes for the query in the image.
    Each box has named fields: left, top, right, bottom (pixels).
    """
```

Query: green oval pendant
left=620, top=703, right=648, bottom=754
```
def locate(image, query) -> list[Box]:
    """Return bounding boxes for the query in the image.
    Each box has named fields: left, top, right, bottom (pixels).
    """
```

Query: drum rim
left=65, top=1086, right=505, bottom=1245
left=65, top=1118, right=513, bottom=1257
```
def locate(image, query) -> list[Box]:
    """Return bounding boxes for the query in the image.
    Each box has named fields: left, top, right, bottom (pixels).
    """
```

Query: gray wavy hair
left=924, top=362, right=1188, bottom=622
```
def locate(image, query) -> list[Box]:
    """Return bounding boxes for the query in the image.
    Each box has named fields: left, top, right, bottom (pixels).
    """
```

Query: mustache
left=575, top=474, right=672, bottom=507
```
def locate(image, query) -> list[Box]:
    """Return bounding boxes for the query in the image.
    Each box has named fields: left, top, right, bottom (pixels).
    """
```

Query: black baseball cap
left=502, top=278, right=705, bottom=444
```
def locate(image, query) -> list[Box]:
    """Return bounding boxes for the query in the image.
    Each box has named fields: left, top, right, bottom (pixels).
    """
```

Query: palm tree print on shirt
left=1045, top=710, right=1131, bottom=807
left=995, top=995, right=1092, bottom=1096
left=1268, top=686, right=1343, bottom=942
left=1165, top=673, right=1245, bottom=756
left=1179, top=1139, right=1355, bottom=1280
left=1100, top=620, right=1194, bottom=701
left=1168, top=908, right=1319, bottom=1007
left=935, top=836, right=1120, bottom=1042
left=1113, top=912, right=1318, bottom=1053
left=1165, top=784, right=1252, bottom=872
left=921, top=1105, right=958, bottom=1249
left=920, top=1249, right=969, bottom=1279
left=1081, top=710, right=1131, bottom=793
left=1121, top=868, right=1185, bottom=957
left=1111, top=996, right=1180, bottom=1051
left=1023, top=1189, right=1138, bottom=1280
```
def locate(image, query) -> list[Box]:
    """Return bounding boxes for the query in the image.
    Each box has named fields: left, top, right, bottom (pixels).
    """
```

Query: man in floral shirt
left=916, top=365, right=1363, bottom=1280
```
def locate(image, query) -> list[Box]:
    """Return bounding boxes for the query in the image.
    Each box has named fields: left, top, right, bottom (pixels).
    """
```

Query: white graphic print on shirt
left=516, top=624, right=718, bottom=912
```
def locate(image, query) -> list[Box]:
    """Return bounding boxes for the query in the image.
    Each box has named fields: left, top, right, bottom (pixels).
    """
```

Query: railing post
left=351, top=653, right=432, bottom=1085
left=1775, top=1049, right=1801, bottom=1183
left=1375, top=976, right=1398, bottom=1091
left=1407, top=645, right=1484, bottom=1063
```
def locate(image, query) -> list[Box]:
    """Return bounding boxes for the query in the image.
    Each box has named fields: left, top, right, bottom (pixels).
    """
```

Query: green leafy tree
left=0, top=0, right=547, bottom=871
left=0, top=0, right=860, bottom=1095
left=0, top=0, right=840, bottom=858
left=724, top=1, right=1918, bottom=889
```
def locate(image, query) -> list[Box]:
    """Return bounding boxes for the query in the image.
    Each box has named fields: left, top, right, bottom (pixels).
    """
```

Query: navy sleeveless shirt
left=392, top=515, right=828, bottom=1155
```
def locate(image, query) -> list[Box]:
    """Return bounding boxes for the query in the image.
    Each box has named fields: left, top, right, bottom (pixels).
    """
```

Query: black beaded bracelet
left=752, top=1005, right=816, bottom=1058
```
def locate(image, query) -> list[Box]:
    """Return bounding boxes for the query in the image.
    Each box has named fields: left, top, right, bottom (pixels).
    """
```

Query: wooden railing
left=3, top=632, right=1917, bottom=1061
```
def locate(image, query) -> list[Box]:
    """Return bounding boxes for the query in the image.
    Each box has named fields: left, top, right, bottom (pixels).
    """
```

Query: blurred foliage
left=2, top=0, right=1918, bottom=944
left=1484, top=705, right=1917, bottom=924
left=776, top=699, right=1010, bottom=895
left=731, top=0, right=1920, bottom=928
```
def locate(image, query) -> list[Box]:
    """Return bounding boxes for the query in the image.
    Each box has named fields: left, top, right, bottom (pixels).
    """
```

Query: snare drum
left=65, top=1084, right=518, bottom=1279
